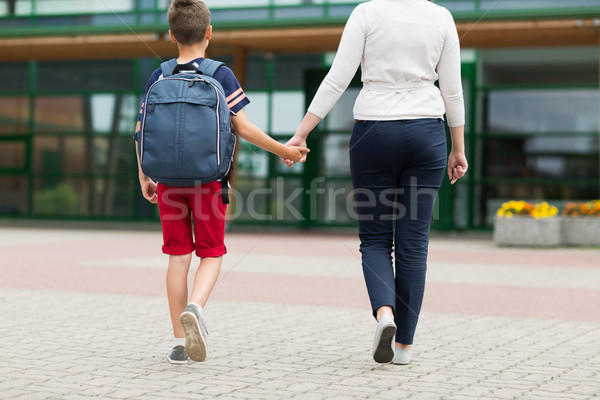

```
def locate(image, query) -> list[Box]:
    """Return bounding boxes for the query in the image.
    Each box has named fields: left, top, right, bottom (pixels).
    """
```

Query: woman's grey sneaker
left=167, top=345, right=189, bottom=365
left=372, top=315, right=396, bottom=363
left=179, top=304, right=208, bottom=362
left=392, top=348, right=411, bottom=365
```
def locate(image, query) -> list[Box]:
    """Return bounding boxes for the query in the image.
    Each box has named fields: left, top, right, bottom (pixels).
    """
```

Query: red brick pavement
left=1, top=231, right=599, bottom=322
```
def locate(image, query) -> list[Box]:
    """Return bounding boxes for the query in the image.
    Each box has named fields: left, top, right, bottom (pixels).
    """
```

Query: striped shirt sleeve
left=213, top=65, right=250, bottom=113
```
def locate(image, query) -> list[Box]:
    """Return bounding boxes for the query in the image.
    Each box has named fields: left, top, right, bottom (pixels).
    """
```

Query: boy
left=134, top=0, right=308, bottom=364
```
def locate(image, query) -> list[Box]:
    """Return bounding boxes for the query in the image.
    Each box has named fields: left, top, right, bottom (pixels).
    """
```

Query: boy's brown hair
left=167, top=0, right=211, bottom=45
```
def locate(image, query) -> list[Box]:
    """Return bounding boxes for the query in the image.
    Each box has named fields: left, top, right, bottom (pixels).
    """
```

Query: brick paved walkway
left=1, top=226, right=599, bottom=400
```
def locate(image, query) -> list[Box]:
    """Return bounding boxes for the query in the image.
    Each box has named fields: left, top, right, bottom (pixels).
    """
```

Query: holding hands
left=281, top=112, right=321, bottom=167
left=281, top=134, right=308, bottom=167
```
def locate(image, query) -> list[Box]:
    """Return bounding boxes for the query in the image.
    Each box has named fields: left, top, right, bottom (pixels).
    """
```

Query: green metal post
left=266, top=55, right=275, bottom=222
left=467, top=62, right=477, bottom=229
left=268, top=0, right=275, bottom=21
left=26, top=60, right=36, bottom=216
left=29, top=0, right=36, bottom=26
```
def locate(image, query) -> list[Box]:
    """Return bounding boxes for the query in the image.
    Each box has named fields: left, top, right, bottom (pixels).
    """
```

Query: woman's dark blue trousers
left=349, top=118, right=447, bottom=345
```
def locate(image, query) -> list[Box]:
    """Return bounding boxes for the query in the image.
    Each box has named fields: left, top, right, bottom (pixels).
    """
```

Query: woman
left=284, top=0, right=468, bottom=364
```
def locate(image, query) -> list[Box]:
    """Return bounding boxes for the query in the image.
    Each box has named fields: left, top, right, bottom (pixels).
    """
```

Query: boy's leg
left=179, top=255, right=221, bottom=363
left=189, top=256, right=223, bottom=308
left=166, top=253, right=192, bottom=338
left=157, top=183, right=196, bottom=363
left=179, top=181, right=227, bottom=362
left=189, top=180, right=228, bottom=307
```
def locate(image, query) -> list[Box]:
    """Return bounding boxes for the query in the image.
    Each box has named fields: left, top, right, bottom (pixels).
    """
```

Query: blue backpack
left=139, top=58, right=236, bottom=203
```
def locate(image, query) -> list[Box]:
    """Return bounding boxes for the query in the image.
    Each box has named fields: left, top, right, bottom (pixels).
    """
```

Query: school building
left=1, top=0, right=599, bottom=230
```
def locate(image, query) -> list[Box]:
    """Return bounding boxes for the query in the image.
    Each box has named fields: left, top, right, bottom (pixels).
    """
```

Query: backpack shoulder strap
left=160, top=58, right=179, bottom=78
left=197, top=58, right=224, bottom=77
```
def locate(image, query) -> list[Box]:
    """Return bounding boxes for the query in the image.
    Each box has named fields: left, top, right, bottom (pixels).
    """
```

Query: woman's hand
left=448, top=151, right=468, bottom=185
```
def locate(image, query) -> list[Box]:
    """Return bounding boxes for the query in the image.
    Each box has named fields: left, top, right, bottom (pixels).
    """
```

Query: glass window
left=322, top=134, right=350, bottom=177
left=269, top=177, right=303, bottom=222
left=91, top=94, right=116, bottom=133
left=243, top=91, right=268, bottom=132
left=33, top=0, right=133, bottom=15
left=317, top=180, right=354, bottom=224
left=0, top=176, right=28, bottom=215
left=232, top=178, right=269, bottom=222
left=90, top=94, right=137, bottom=134
left=0, top=0, right=32, bottom=16
left=0, top=62, right=29, bottom=92
left=0, top=97, right=30, bottom=134
left=236, top=142, right=268, bottom=179
left=90, top=178, right=134, bottom=217
left=245, top=55, right=268, bottom=91
left=138, top=58, right=158, bottom=91
left=487, top=90, right=599, bottom=134
left=0, top=141, right=25, bottom=169
left=481, top=47, right=599, bottom=86
left=271, top=91, right=304, bottom=134
left=32, top=177, right=134, bottom=217
left=33, top=136, right=87, bottom=173
left=462, top=76, right=471, bottom=126
left=37, top=60, right=135, bottom=92
left=33, top=136, right=133, bottom=175
left=33, top=178, right=86, bottom=216
left=34, top=96, right=84, bottom=133
left=92, top=137, right=135, bottom=174
left=274, top=6, right=323, bottom=19
left=482, top=137, right=599, bottom=180
left=204, top=0, right=269, bottom=8
left=325, top=88, right=359, bottom=131
left=138, top=0, right=154, bottom=10
left=118, top=95, right=138, bottom=135
left=273, top=54, right=322, bottom=90
left=480, top=0, right=596, bottom=11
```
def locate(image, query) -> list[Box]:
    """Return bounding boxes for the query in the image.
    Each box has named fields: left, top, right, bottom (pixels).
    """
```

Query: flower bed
left=561, top=201, right=600, bottom=247
left=494, top=201, right=560, bottom=247
left=494, top=200, right=600, bottom=247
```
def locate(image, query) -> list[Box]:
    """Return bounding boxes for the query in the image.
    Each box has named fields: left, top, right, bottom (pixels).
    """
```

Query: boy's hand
left=140, top=178, right=158, bottom=203
left=282, top=145, right=310, bottom=164
left=280, top=135, right=309, bottom=167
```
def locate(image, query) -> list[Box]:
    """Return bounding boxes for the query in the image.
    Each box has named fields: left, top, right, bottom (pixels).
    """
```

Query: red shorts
left=157, top=181, right=227, bottom=258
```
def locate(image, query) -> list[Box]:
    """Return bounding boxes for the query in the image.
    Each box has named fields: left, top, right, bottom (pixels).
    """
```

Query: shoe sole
left=373, top=324, right=396, bottom=364
left=180, top=311, right=207, bottom=362
left=166, top=356, right=189, bottom=365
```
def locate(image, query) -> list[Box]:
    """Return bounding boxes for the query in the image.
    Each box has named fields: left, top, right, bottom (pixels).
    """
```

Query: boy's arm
left=135, top=140, right=158, bottom=204
left=231, top=109, right=309, bottom=162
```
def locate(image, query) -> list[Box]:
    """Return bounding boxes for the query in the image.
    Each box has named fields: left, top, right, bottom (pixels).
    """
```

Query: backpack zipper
left=139, top=78, right=162, bottom=164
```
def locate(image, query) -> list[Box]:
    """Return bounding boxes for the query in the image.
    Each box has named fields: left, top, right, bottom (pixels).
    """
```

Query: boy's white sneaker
left=180, top=304, right=208, bottom=362
left=372, top=314, right=396, bottom=363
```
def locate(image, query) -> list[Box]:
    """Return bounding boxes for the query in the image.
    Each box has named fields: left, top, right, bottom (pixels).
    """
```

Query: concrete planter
left=561, top=217, right=600, bottom=247
left=494, top=216, right=561, bottom=247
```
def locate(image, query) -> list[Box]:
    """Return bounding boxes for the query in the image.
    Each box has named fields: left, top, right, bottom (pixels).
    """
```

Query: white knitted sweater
left=308, top=0, right=465, bottom=127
